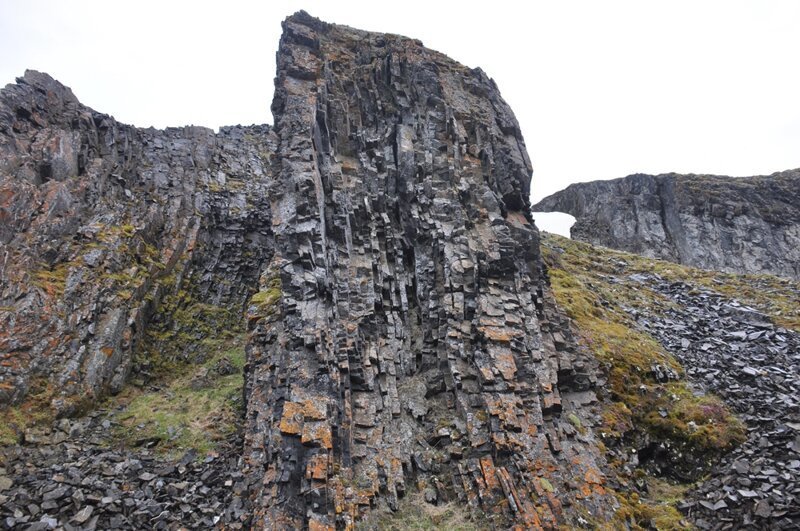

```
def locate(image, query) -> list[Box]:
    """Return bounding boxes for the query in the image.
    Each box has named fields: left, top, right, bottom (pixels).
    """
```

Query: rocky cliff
left=5, top=11, right=797, bottom=531
left=1, top=11, right=615, bottom=530
left=0, top=70, right=276, bottom=415
left=241, top=12, right=611, bottom=529
left=533, top=171, right=800, bottom=279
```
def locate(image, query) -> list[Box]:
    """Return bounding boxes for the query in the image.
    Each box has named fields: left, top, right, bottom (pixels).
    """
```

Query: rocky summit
left=1, top=10, right=798, bottom=531
left=533, top=171, right=800, bottom=279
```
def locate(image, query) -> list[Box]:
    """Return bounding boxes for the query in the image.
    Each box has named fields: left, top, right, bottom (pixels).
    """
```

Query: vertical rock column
left=243, top=11, right=612, bottom=530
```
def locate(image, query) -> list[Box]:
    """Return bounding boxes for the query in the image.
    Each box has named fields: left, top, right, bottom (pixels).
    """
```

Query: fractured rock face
left=1, top=11, right=615, bottom=529
left=533, top=171, right=800, bottom=279
left=0, top=70, right=276, bottom=413
left=243, top=11, right=611, bottom=529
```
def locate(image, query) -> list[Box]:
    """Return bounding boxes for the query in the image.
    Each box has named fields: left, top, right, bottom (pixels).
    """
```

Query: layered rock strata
left=533, top=171, right=800, bottom=279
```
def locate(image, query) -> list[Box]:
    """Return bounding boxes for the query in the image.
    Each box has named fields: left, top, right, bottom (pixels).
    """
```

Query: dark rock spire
left=242, top=11, right=610, bottom=529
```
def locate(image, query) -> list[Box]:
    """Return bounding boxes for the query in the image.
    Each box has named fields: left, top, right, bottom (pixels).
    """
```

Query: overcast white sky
left=2, top=0, right=799, bottom=203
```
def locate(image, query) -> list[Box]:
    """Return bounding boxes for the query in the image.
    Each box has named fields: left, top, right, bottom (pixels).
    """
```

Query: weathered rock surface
left=242, top=12, right=611, bottom=529
left=1, top=11, right=618, bottom=530
left=0, top=70, right=276, bottom=414
left=533, top=171, right=800, bottom=279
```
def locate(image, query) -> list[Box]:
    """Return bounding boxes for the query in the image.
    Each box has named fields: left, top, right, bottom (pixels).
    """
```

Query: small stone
left=72, top=506, right=93, bottom=524
left=42, top=485, right=69, bottom=501
left=742, top=367, right=759, bottom=377
left=41, top=516, right=58, bottom=528
left=753, top=499, right=772, bottom=518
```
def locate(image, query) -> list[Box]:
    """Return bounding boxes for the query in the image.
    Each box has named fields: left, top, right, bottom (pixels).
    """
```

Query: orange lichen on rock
left=279, top=401, right=304, bottom=435
left=307, top=517, right=335, bottom=531
left=302, top=421, right=333, bottom=449
left=306, top=453, right=329, bottom=481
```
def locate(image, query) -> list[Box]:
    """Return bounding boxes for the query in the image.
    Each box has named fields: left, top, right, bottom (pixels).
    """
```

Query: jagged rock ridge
left=1, top=11, right=614, bottom=529
left=0, top=70, right=276, bottom=414
left=533, top=171, right=800, bottom=279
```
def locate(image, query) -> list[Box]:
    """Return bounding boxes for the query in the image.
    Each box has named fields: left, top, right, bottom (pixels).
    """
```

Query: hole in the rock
left=38, top=162, right=53, bottom=183
left=15, top=106, right=32, bottom=120
left=530, top=211, right=576, bottom=238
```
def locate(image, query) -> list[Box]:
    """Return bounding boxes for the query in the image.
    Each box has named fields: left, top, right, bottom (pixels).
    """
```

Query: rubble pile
left=631, top=275, right=799, bottom=529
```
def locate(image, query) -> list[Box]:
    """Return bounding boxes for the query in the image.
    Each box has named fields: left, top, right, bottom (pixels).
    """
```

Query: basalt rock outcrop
left=533, top=171, right=800, bottom=279
left=1, top=11, right=615, bottom=529
left=241, top=12, right=612, bottom=529
left=0, top=70, right=276, bottom=415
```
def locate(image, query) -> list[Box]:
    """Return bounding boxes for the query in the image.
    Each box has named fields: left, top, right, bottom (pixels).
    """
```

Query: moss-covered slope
left=542, top=232, right=799, bottom=529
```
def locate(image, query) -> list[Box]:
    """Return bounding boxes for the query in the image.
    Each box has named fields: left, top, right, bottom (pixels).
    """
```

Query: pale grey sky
left=2, top=0, right=798, bottom=203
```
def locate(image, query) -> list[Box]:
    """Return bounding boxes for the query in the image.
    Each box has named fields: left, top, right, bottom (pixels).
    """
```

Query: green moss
left=32, top=262, right=72, bottom=297
left=645, top=385, right=745, bottom=451
left=0, top=378, right=56, bottom=446
left=567, top=412, right=583, bottom=430
left=250, top=288, right=280, bottom=308
left=602, top=480, right=693, bottom=530
left=600, top=402, right=634, bottom=439
left=111, top=340, right=246, bottom=456
left=143, top=277, right=242, bottom=370
left=119, top=224, right=136, bottom=237
left=249, top=269, right=282, bottom=315
left=96, top=222, right=137, bottom=243
left=117, top=289, right=133, bottom=301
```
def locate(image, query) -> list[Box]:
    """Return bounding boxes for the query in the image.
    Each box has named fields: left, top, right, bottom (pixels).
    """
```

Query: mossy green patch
left=0, top=377, right=56, bottom=446
left=250, top=272, right=281, bottom=312
left=601, top=479, right=693, bottom=530
left=143, top=279, right=243, bottom=369
left=31, top=262, right=73, bottom=298
left=644, top=385, right=745, bottom=451
left=110, top=339, right=246, bottom=456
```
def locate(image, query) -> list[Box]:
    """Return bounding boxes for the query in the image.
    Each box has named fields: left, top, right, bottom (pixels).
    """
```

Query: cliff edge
left=533, top=170, right=800, bottom=279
